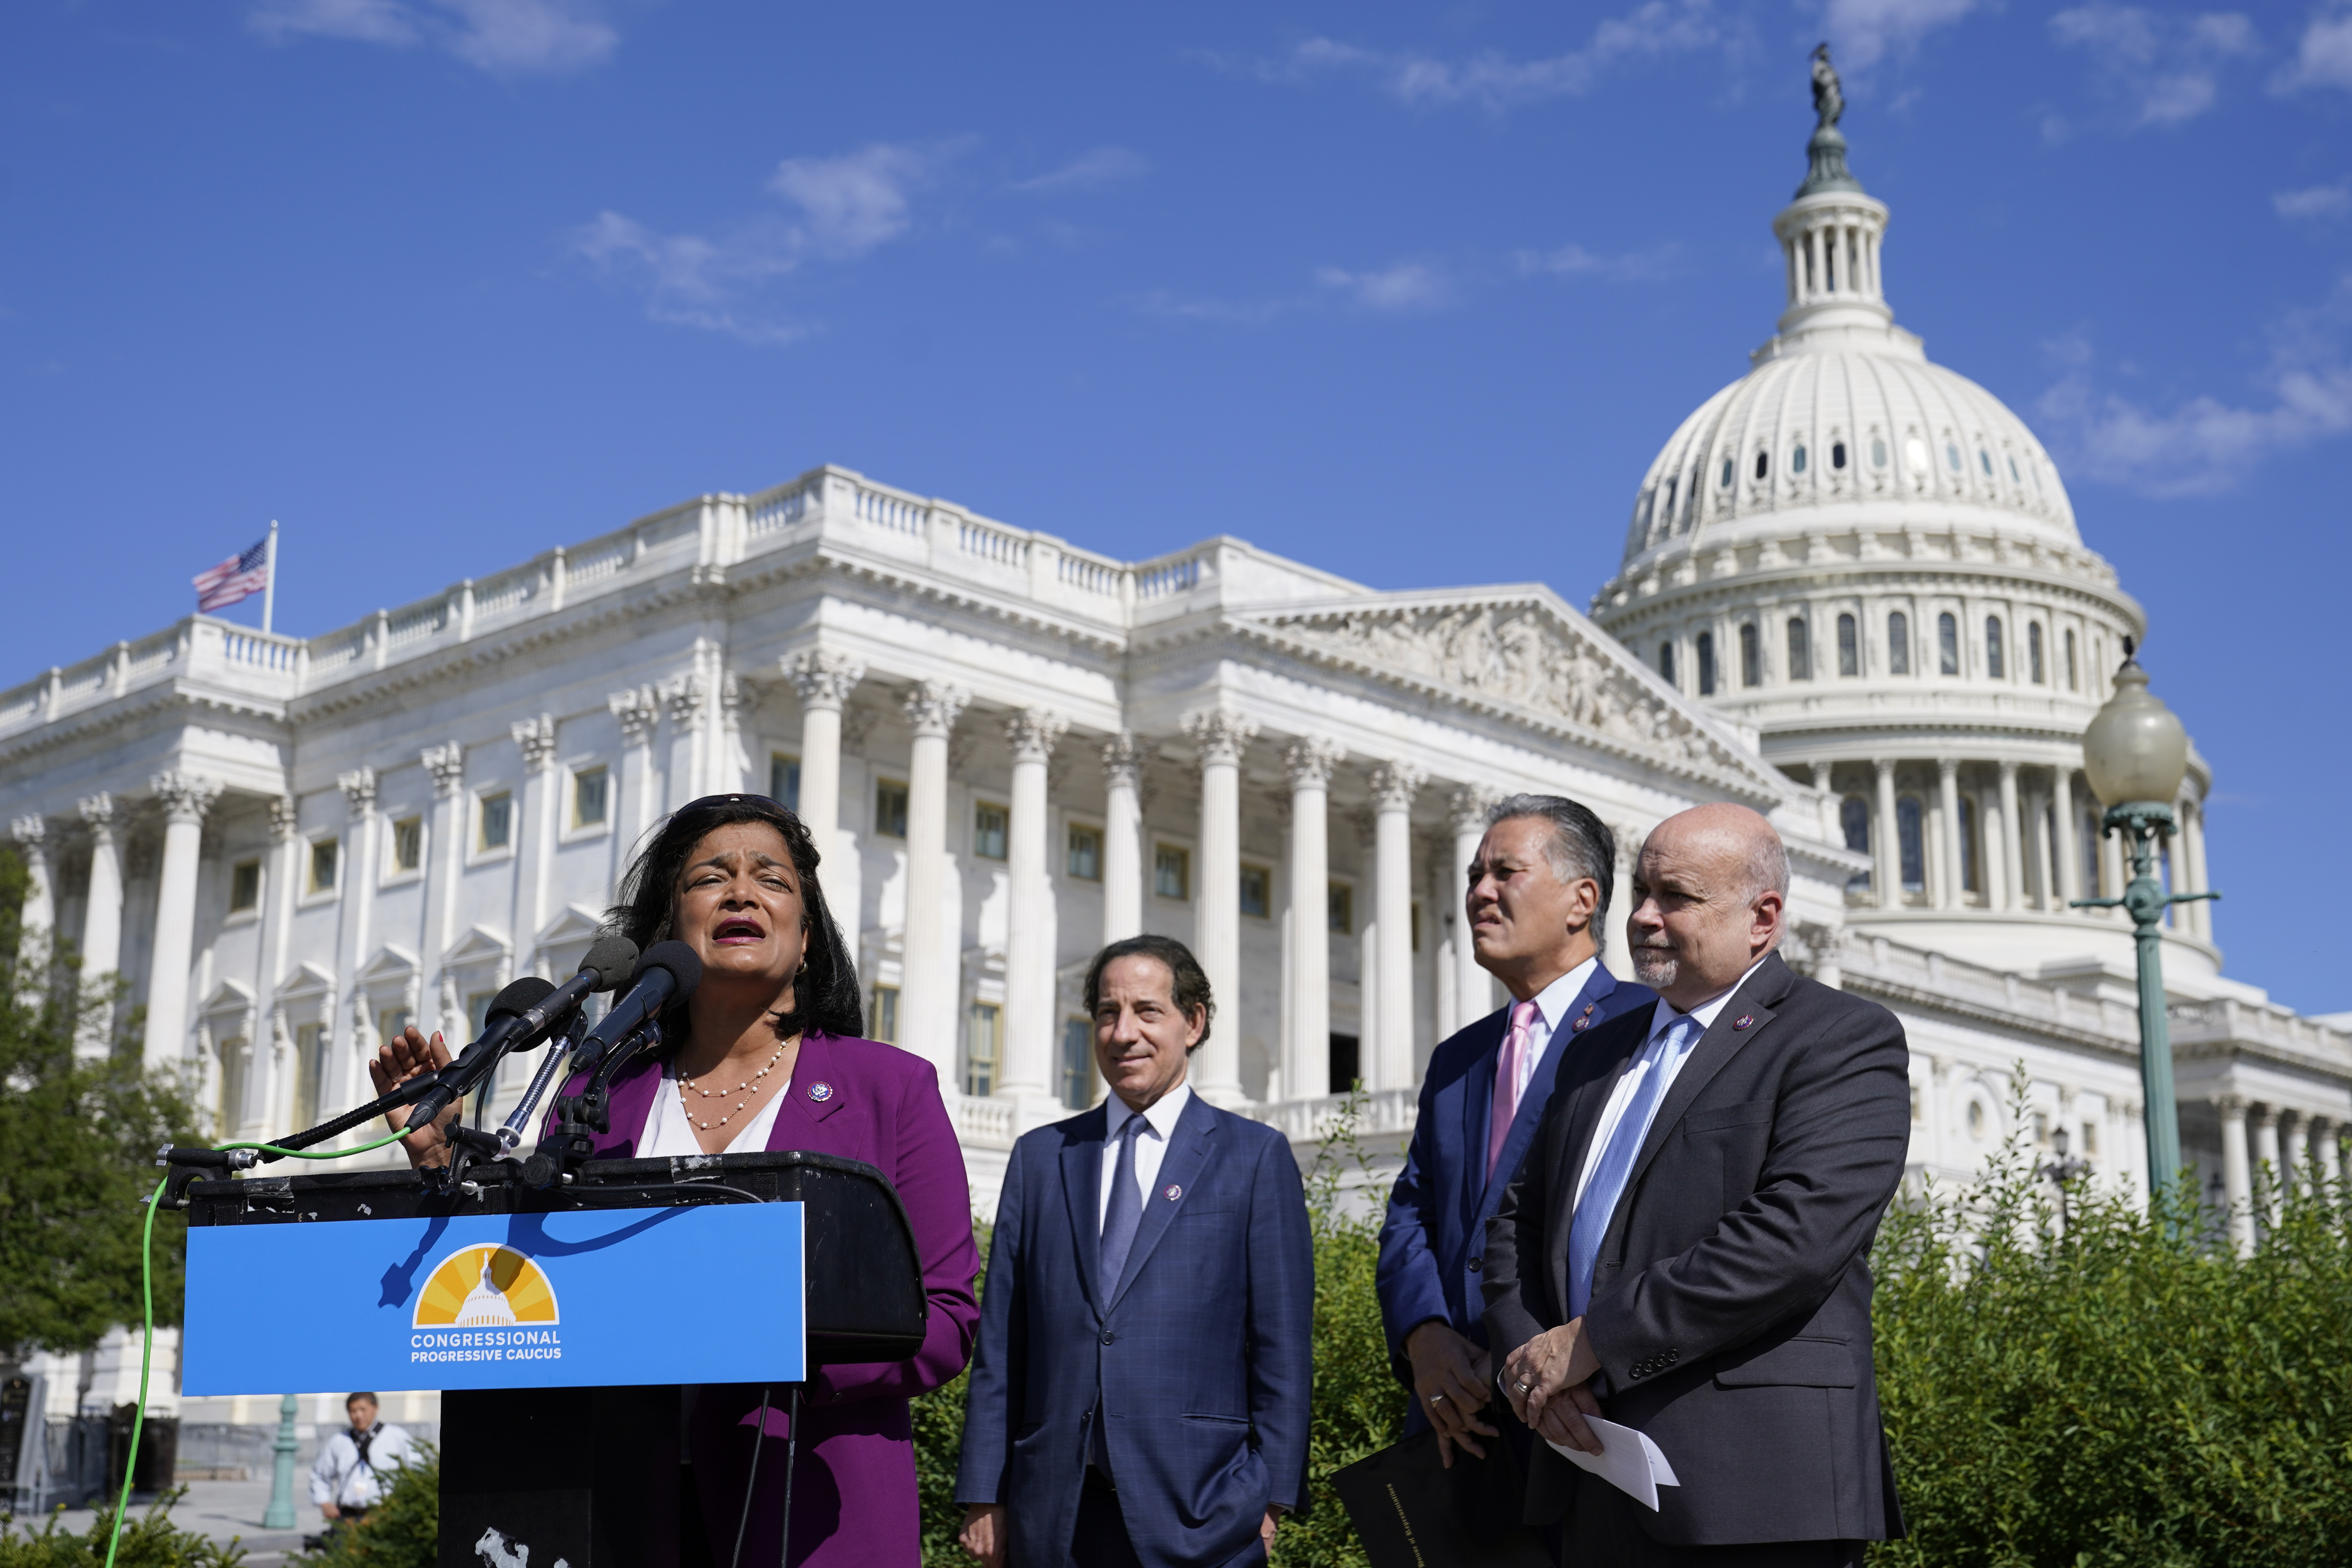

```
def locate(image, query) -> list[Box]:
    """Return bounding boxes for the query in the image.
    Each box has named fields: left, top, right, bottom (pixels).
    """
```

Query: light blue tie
left=1567, top=1017, right=1696, bottom=1319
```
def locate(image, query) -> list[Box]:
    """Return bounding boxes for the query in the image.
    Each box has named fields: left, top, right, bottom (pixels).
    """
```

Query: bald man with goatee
left=1482, top=804, right=1911, bottom=1567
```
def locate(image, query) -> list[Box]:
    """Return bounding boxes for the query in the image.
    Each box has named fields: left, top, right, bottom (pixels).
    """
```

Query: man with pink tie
left=1375, top=795, right=1654, bottom=1466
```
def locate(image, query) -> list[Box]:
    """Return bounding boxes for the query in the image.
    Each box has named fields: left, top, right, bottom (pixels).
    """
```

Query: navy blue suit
left=1376, top=964, right=1653, bottom=1428
left=956, top=1092, right=1315, bottom=1568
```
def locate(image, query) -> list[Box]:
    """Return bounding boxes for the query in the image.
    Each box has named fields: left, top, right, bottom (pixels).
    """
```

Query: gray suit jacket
left=1481, top=952, right=1910, bottom=1546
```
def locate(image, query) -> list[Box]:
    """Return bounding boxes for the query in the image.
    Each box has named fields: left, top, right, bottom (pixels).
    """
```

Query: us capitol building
left=4, top=93, right=2347, bottom=1431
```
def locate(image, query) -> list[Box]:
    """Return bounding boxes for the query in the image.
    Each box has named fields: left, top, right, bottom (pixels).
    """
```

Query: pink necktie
left=1487, top=999, right=1541, bottom=1181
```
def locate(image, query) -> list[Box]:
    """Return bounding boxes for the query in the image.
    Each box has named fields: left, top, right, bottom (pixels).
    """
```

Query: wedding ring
left=1428, top=1393, right=1447, bottom=1406
left=1514, top=1379, right=1532, bottom=1393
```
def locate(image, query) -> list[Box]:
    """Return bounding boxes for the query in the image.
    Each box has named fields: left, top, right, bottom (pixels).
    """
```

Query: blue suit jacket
left=1376, top=964, right=1653, bottom=1421
left=955, top=1092, right=1315, bottom=1568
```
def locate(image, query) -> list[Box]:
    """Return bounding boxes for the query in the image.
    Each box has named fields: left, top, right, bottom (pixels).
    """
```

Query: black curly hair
left=605, top=793, right=864, bottom=1048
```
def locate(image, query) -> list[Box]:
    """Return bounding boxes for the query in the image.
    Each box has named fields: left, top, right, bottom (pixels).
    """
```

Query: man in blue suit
left=957, top=934, right=1314, bottom=1568
left=1377, top=794, right=1653, bottom=1464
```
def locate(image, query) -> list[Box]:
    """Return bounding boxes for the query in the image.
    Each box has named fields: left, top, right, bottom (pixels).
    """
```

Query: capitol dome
left=1589, top=80, right=2218, bottom=982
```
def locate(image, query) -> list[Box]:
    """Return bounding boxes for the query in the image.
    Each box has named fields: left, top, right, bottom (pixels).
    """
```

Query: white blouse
left=638, top=1057, right=790, bottom=1158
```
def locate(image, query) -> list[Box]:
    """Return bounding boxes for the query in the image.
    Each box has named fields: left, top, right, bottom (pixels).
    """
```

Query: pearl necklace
left=678, top=1040, right=787, bottom=1132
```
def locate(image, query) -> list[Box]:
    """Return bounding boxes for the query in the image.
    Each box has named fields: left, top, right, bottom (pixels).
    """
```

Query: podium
left=184, top=1151, right=927, bottom=1567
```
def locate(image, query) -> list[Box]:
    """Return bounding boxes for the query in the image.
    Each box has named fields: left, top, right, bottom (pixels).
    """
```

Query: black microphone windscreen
left=579, top=934, right=639, bottom=992
left=485, top=976, right=559, bottom=1023
left=633, top=939, right=704, bottom=1001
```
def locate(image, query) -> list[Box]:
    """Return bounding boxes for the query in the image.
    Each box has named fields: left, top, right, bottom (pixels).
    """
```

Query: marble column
left=785, top=651, right=864, bottom=857
left=900, top=681, right=969, bottom=1087
left=1449, top=789, right=1496, bottom=1012
left=1001, top=708, right=1067, bottom=1110
left=717, top=675, right=754, bottom=797
left=511, top=716, right=559, bottom=954
left=1371, top=762, right=1424, bottom=1093
left=257, top=795, right=301, bottom=1133
left=2282, top=1110, right=2311, bottom=1197
left=144, top=770, right=224, bottom=1069
left=419, top=743, right=467, bottom=1036
left=2179, top=795, right=2211, bottom=939
left=10, top=815, right=53, bottom=974
left=1184, top=709, right=1257, bottom=1107
left=2052, top=769, right=2082, bottom=911
left=608, top=688, right=659, bottom=858
left=1099, top=734, right=1145, bottom=946
left=1873, top=761, right=1900, bottom=908
left=1936, top=758, right=1964, bottom=909
left=1997, top=761, right=2024, bottom=912
left=2217, top=1094, right=2253, bottom=1255
left=334, top=768, right=381, bottom=1101
left=663, top=675, right=707, bottom=811
left=1284, top=738, right=1342, bottom=1103
left=2251, top=1105, right=2283, bottom=1227
left=79, top=793, right=125, bottom=1025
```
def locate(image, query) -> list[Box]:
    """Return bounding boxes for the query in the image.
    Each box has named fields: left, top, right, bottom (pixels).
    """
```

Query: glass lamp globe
left=2082, top=658, right=2189, bottom=806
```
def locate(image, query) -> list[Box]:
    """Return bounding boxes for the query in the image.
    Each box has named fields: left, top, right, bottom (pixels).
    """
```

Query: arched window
left=1897, top=796, right=1925, bottom=893
left=2028, top=622, right=2046, bottom=684
left=1979, top=449, right=1993, bottom=476
left=1958, top=797, right=1981, bottom=894
left=1938, top=612, right=1960, bottom=675
left=1720, top=457, right=1734, bottom=488
left=1663, top=476, right=1678, bottom=522
left=1871, top=438, right=1888, bottom=469
left=1696, top=631, right=1718, bottom=696
left=1945, top=443, right=1962, bottom=472
left=1888, top=611, right=1911, bottom=675
left=1905, top=436, right=1929, bottom=474
left=1659, top=641, right=1676, bottom=685
left=2081, top=808, right=2102, bottom=893
left=1739, top=622, right=1761, bottom=687
left=1985, top=616, right=2005, bottom=679
left=2008, top=456, right=2021, bottom=483
left=1754, top=450, right=1770, bottom=481
left=1792, top=444, right=1808, bottom=475
left=1840, top=795, right=1871, bottom=894
left=2065, top=629, right=2080, bottom=691
left=1832, top=441, right=1848, bottom=470
left=1787, top=616, right=1811, bottom=681
left=1837, top=613, right=1858, bottom=676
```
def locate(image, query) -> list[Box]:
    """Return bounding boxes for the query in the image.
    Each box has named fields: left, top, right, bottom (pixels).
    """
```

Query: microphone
left=405, top=934, right=639, bottom=1131
left=570, top=940, right=704, bottom=1071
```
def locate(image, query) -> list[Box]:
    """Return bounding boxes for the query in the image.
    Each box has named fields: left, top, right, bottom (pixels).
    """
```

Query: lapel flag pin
left=808, top=1082, right=835, bottom=1102
left=1733, top=1015, right=1755, bottom=1031
left=1163, top=1183, right=1183, bottom=1202
left=1572, top=1001, right=1598, bottom=1032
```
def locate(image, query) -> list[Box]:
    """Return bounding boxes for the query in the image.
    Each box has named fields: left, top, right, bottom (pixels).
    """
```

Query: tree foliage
left=1869, top=1071, right=2352, bottom=1568
left=292, top=1448, right=438, bottom=1567
left=0, top=874, right=205, bottom=1357
left=0, top=1489, right=245, bottom=1567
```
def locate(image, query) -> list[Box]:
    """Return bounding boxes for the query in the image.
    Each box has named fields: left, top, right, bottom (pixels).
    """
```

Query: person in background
left=1377, top=794, right=1653, bottom=1466
left=308, top=1391, right=418, bottom=1533
left=956, top=935, right=1314, bottom=1568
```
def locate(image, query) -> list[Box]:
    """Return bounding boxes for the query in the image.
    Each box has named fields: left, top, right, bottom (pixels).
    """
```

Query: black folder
left=1329, top=1419, right=1550, bottom=1568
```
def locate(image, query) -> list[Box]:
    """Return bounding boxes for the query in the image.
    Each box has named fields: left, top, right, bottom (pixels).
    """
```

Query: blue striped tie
left=1567, top=1017, right=1695, bottom=1319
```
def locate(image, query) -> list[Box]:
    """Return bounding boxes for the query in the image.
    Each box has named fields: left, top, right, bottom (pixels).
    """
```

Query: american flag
left=193, top=537, right=270, bottom=611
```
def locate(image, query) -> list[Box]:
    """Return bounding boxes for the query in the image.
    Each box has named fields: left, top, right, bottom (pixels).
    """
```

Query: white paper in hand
left=1546, top=1416, right=1681, bottom=1511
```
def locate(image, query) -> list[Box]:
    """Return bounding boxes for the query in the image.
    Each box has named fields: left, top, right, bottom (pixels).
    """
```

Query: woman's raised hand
left=369, top=1023, right=457, bottom=1169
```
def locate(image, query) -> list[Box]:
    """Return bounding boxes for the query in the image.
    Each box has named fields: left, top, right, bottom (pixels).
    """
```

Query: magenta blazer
left=553, top=1029, right=980, bottom=1566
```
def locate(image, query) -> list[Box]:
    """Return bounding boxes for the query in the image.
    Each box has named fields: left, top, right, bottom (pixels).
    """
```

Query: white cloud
left=2038, top=277, right=2352, bottom=495
left=1010, top=147, right=1148, bottom=195
left=1511, top=241, right=1684, bottom=281
left=2051, top=4, right=2258, bottom=126
left=2275, top=3, right=2352, bottom=91
left=2277, top=180, right=2352, bottom=217
left=1821, top=0, right=1985, bottom=70
left=1314, top=261, right=1453, bottom=311
left=1240, top=0, right=1734, bottom=112
left=250, top=0, right=612, bottom=75
left=248, top=0, right=421, bottom=47
left=572, top=143, right=938, bottom=345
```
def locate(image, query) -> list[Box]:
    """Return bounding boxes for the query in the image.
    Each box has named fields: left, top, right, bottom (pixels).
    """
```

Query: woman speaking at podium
left=374, top=792, right=980, bottom=1566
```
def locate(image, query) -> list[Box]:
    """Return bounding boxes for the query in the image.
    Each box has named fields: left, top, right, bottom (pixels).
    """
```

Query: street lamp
left=2039, top=1125, right=2093, bottom=1229
left=2074, top=641, right=2218, bottom=1203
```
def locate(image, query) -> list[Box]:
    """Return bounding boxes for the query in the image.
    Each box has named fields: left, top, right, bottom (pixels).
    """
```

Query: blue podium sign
left=184, top=1201, right=804, bottom=1394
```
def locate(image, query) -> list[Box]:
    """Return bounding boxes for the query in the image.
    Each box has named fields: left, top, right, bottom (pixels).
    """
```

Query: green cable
left=104, top=1129, right=410, bottom=1568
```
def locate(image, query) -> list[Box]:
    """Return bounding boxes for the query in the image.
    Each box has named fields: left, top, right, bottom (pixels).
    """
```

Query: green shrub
left=293, top=1447, right=436, bottom=1568
left=0, top=1489, right=245, bottom=1567
left=1870, top=1071, right=2352, bottom=1568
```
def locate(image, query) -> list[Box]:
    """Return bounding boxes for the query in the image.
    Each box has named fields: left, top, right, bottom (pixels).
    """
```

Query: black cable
left=778, top=1384, right=802, bottom=1568
left=559, top=1181, right=766, bottom=1207
left=733, top=1385, right=770, bottom=1568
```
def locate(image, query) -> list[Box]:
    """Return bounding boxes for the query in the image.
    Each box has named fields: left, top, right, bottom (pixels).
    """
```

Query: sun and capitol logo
left=415, top=1245, right=559, bottom=1327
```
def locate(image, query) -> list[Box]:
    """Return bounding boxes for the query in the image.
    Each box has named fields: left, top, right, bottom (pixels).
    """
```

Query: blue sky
left=4, top=0, right=2347, bottom=1012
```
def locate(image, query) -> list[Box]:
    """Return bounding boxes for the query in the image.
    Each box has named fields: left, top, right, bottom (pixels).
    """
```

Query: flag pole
left=262, top=521, right=279, bottom=636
